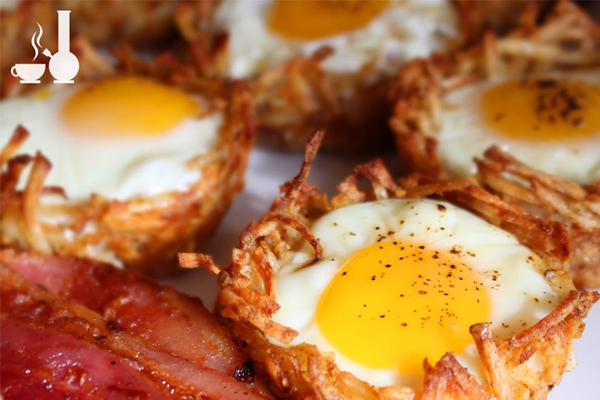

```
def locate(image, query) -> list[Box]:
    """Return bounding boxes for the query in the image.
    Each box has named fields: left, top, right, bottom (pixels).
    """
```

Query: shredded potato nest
left=389, top=0, right=600, bottom=288
left=180, top=131, right=598, bottom=400
left=476, top=147, right=600, bottom=289
left=173, top=0, right=538, bottom=155
left=0, top=45, right=255, bottom=276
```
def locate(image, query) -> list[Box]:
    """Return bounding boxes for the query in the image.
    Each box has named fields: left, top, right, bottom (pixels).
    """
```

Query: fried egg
left=0, top=76, right=221, bottom=201
left=214, top=0, right=457, bottom=78
left=272, top=199, right=559, bottom=388
left=437, top=71, right=600, bottom=183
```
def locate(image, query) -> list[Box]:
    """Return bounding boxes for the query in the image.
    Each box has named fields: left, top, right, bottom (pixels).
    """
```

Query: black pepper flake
left=234, top=361, right=256, bottom=383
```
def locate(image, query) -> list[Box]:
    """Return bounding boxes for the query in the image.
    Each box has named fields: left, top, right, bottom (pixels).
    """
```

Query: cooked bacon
left=0, top=265, right=271, bottom=400
left=2, top=318, right=172, bottom=400
left=0, top=249, right=245, bottom=375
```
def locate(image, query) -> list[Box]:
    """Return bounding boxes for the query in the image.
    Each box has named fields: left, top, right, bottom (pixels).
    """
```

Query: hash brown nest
left=389, top=0, right=600, bottom=288
left=174, top=0, right=541, bottom=155
left=181, top=132, right=598, bottom=400
left=0, top=45, right=255, bottom=276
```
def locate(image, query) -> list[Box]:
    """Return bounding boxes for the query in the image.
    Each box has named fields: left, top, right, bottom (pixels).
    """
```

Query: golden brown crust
left=451, top=1, right=560, bottom=49
left=181, top=132, right=597, bottom=399
left=176, top=2, right=482, bottom=155
left=476, top=147, right=600, bottom=288
left=251, top=49, right=393, bottom=155
left=390, top=0, right=600, bottom=177
left=389, top=0, right=600, bottom=287
left=176, top=0, right=541, bottom=155
left=0, top=48, right=255, bottom=276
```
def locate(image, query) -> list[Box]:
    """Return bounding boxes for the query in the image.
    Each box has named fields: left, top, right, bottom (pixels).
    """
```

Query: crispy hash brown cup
left=0, top=47, right=255, bottom=276
left=174, top=0, right=540, bottom=155
left=389, top=1, right=600, bottom=288
left=389, top=0, right=600, bottom=178
left=181, top=132, right=598, bottom=399
left=476, top=147, right=600, bottom=289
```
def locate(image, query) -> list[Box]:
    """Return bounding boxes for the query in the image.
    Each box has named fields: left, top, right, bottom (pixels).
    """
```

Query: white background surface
left=163, top=147, right=600, bottom=399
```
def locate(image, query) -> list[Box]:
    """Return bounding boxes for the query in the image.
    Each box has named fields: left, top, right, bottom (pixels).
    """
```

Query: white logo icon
left=10, top=10, right=79, bottom=84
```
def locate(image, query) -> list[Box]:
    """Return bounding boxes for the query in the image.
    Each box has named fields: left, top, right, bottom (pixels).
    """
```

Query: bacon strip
left=1, top=318, right=171, bottom=400
left=0, top=260, right=271, bottom=400
left=0, top=250, right=245, bottom=375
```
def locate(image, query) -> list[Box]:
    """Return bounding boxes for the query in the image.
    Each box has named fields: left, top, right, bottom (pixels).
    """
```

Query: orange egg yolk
left=317, top=241, right=490, bottom=376
left=268, top=0, right=390, bottom=40
left=482, top=78, right=600, bottom=141
left=62, top=77, right=198, bottom=137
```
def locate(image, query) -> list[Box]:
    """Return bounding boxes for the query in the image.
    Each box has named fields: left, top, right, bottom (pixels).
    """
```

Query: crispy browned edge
left=0, top=44, right=255, bottom=276
left=180, top=131, right=598, bottom=400
left=174, top=1, right=541, bottom=155
left=389, top=0, right=600, bottom=288
left=177, top=3, right=394, bottom=155
left=476, top=147, right=600, bottom=288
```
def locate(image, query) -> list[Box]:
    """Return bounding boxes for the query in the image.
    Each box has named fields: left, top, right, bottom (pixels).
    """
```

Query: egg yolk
left=316, top=241, right=490, bottom=376
left=482, top=78, right=600, bottom=141
left=268, top=0, right=389, bottom=40
left=62, top=77, right=198, bottom=137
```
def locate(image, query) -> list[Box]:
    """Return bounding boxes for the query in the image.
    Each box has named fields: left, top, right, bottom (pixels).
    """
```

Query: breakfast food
left=1, top=0, right=185, bottom=96
left=177, top=0, right=463, bottom=153
left=476, top=147, right=600, bottom=289
left=389, top=1, right=600, bottom=288
left=0, top=48, right=254, bottom=275
left=389, top=1, right=600, bottom=182
left=0, top=250, right=270, bottom=399
left=181, top=132, right=598, bottom=399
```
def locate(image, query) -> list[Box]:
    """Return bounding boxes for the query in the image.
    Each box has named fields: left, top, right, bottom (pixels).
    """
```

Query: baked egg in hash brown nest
left=0, top=44, right=254, bottom=276
left=0, top=0, right=198, bottom=97
left=180, top=131, right=598, bottom=400
left=174, top=0, right=543, bottom=155
left=389, top=0, right=600, bottom=288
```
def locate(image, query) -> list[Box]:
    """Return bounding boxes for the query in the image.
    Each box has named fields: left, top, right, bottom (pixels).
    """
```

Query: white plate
left=163, top=147, right=600, bottom=399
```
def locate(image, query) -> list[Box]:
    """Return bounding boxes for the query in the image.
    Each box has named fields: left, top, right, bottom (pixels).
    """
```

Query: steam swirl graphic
left=31, top=23, right=43, bottom=61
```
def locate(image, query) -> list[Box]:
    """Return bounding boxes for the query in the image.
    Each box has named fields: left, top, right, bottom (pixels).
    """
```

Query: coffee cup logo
left=11, top=10, right=79, bottom=85
left=11, top=64, right=46, bottom=84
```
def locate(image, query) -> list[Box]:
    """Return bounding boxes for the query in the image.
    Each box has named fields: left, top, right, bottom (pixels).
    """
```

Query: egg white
left=214, top=0, right=458, bottom=79
left=272, top=199, right=559, bottom=388
left=437, top=70, right=600, bottom=183
left=0, top=84, right=221, bottom=202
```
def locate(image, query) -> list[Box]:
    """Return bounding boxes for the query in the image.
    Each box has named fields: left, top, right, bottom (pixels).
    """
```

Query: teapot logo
left=10, top=10, right=79, bottom=84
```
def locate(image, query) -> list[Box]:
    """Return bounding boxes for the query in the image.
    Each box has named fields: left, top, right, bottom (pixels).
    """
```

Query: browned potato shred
left=181, top=131, right=598, bottom=399
left=0, top=46, right=255, bottom=276
left=389, top=1, right=600, bottom=288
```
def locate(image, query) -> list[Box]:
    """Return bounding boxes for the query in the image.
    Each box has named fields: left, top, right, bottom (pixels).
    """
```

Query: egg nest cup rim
left=0, top=44, right=256, bottom=276
left=174, top=0, right=527, bottom=156
left=389, top=0, right=600, bottom=289
left=180, top=130, right=598, bottom=400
